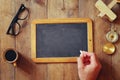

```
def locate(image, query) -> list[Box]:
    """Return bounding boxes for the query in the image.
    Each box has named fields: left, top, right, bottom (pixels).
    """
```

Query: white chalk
left=80, top=50, right=83, bottom=54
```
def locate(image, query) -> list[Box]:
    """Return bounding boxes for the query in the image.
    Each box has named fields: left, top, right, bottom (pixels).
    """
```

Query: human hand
left=77, top=51, right=102, bottom=80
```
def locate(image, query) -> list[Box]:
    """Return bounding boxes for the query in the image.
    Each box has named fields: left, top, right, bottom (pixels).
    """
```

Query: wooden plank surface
left=13, top=0, right=36, bottom=80
left=0, top=0, right=120, bottom=80
left=47, top=0, right=79, bottom=80
left=79, top=0, right=96, bottom=19
left=14, top=0, right=48, bottom=80
left=111, top=4, right=120, bottom=79
left=29, top=0, right=48, bottom=80
left=95, top=0, right=113, bottom=79
left=0, top=2, right=1, bottom=80
left=48, top=0, right=79, bottom=18
left=0, top=1, right=16, bottom=80
left=94, top=18, right=113, bottom=80
left=94, top=0, right=120, bottom=80
left=79, top=0, right=112, bottom=80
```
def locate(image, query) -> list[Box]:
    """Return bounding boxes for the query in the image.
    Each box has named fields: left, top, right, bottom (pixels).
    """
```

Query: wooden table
left=0, top=0, right=120, bottom=80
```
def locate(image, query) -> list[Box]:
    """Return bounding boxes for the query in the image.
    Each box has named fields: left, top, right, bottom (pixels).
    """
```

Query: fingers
left=77, top=51, right=90, bottom=68
left=79, top=51, right=98, bottom=65
left=81, top=51, right=91, bottom=65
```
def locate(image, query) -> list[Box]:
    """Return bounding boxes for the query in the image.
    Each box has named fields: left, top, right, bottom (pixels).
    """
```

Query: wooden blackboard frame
left=31, top=18, right=93, bottom=63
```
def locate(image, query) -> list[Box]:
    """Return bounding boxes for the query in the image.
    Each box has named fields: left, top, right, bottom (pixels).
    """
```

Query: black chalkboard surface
left=31, top=18, right=93, bottom=63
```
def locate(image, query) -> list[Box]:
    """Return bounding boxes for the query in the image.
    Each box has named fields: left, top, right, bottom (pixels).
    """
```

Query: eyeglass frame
left=6, top=4, right=29, bottom=36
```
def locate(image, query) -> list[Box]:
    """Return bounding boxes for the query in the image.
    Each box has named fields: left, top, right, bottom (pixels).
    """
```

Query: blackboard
left=31, top=18, right=93, bottom=63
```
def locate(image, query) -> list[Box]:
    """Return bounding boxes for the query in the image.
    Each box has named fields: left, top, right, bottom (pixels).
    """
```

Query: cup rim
left=3, top=49, right=18, bottom=63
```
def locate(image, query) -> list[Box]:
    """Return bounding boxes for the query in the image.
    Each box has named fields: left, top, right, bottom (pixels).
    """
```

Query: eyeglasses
left=6, top=4, right=29, bottom=36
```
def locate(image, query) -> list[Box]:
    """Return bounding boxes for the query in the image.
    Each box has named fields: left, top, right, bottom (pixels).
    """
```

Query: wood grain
left=0, top=4, right=1, bottom=80
left=0, top=0, right=120, bottom=80
left=79, top=0, right=113, bottom=80
left=94, top=18, right=113, bottom=80
left=0, top=1, right=16, bottom=80
left=112, top=41, right=120, bottom=80
left=111, top=5, right=120, bottom=79
left=47, top=0, right=79, bottom=80
left=63, top=63, right=79, bottom=80
left=48, top=0, right=79, bottom=18
left=29, top=0, right=48, bottom=80
left=13, top=0, right=33, bottom=80
left=79, top=0, right=96, bottom=19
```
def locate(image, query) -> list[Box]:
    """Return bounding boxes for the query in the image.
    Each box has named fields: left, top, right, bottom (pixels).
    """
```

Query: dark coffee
left=5, top=50, right=17, bottom=61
